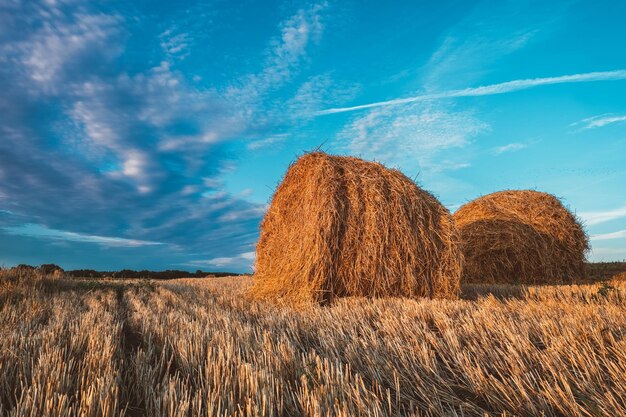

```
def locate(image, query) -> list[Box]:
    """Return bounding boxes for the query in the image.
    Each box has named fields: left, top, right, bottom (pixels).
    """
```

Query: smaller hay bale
left=250, top=152, right=462, bottom=305
left=453, top=190, right=589, bottom=284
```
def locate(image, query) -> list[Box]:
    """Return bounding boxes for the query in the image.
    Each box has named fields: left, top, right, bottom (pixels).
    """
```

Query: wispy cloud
left=165, top=2, right=329, bottom=152
left=160, top=28, right=191, bottom=62
left=218, top=205, right=267, bottom=222
left=423, top=29, right=537, bottom=90
left=492, top=143, right=528, bottom=155
left=0, top=0, right=325, bottom=271
left=226, top=3, right=327, bottom=107
left=591, top=230, right=626, bottom=241
left=579, top=205, right=626, bottom=226
left=3, top=224, right=164, bottom=247
left=247, top=134, right=288, bottom=151
left=336, top=103, right=488, bottom=170
left=284, top=74, right=360, bottom=119
left=7, top=12, right=123, bottom=94
left=316, top=70, right=626, bottom=116
left=419, top=0, right=565, bottom=90
left=187, top=251, right=255, bottom=268
left=574, top=114, right=626, bottom=130
left=328, top=1, right=557, bottom=186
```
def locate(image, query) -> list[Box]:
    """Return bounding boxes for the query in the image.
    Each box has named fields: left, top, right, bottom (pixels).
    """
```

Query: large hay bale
left=453, top=190, right=589, bottom=284
left=250, top=152, right=462, bottom=305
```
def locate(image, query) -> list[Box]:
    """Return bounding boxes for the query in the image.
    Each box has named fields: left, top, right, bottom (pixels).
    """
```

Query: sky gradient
left=1, top=0, right=625, bottom=272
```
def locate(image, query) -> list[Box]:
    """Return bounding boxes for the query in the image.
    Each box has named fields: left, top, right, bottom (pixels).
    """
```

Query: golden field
left=0, top=269, right=625, bottom=417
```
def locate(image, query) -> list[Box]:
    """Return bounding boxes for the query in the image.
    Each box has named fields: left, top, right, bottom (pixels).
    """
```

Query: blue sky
left=1, top=0, right=625, bottom=272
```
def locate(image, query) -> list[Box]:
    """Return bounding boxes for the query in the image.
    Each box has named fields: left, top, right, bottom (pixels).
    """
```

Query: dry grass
left=1, top=269, right=625, bottom=416
left=454, top=190, right=589, bottom=284
left=252, top=152, right=462, bottom=305
left=0, top=270, right=123, bottom=417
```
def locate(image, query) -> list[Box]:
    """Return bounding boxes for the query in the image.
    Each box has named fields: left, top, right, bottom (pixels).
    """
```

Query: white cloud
left=265, top=3, right=325, bottom=83
left=328, top=3, right=555, bottom=183
left=160, top=28, right=191, bottom=62
left=218, top=205, right=267, bottom=222
left=189, top=251, right=256, bottom=268
left=200, top=257, right=233, bottom=267
left=202, top=177, right=223, bottom=188
left=18, top=13, right=122, bottom=93
left=0, top=0, right=287, bottom=269
left=66, top=59, right=231, bottom=191
left=579, top=205, right=626, bottom=226
left=492, top=143, right=527, bottom=155
left=158, top=129, right=233, bottom=152
left=591, top=230, right=626, bottom=241
left=575, top=114, right=626, bottom=130
left=121, top=151, right=148, bottom=178
left=240, top=252, right=256, bottom=260
left=285, top=74, right=360, bottom=118
left=3, top=223, right=164, bottom=247
left=429, top=161, right=471, bottom=173
left=419, top=0, right=559, bottom=91
left=146, top=2, right=330, bottom=156
left=316, top=70, right=626, bottom=116
left=424, top=29, right=537, bottom=90
left=225, top=3, right=327, bottom=109
left=247, top=134, right=288, bottom=150
left=70, top=97, right=155, bottom=191
left=337, top=103, right=488, bottom=170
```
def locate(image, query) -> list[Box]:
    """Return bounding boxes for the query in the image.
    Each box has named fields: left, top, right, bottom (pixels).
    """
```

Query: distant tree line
left=6, top=264, right=242, bottom=279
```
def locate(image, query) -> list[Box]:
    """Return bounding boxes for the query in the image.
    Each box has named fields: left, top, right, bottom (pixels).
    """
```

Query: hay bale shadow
left=460, top=283, right=530, bottom=300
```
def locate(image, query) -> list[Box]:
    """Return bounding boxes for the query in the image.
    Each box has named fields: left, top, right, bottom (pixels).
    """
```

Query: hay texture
left=250, top=152, right=462, bottom=305
left=453, top=190, right=588, bottom=284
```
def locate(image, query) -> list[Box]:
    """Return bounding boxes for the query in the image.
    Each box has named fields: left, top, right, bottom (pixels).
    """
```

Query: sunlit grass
left=1, top=270, right=625, bottom=416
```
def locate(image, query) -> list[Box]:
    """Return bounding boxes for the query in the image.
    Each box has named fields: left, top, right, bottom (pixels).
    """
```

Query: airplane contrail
left=315, top=70, right=626, bottom=116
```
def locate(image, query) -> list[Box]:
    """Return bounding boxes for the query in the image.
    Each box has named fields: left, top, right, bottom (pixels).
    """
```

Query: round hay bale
left=453, top=190, right=589, bottom=284
left=250, top=152, right=462, bottom=305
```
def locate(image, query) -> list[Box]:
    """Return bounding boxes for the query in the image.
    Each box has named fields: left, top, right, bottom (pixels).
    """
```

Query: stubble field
left=0, top=269, right=625, bottom=417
